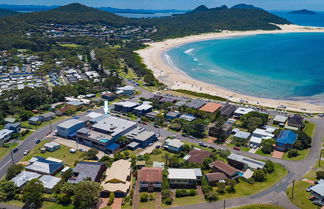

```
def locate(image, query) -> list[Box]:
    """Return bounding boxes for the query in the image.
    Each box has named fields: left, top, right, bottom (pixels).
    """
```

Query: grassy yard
left=163, top=194, right=205, bottom=208
left=231, top=204, right=285, bottom=209
left=305, top=122, right=316, bottom=137
left=218, top=163, right=288, bottom=199
left=0, top=142, right=18, bottom=160
left=138, top=193, right=157, bottom=209
left=41, top=201, right=74, bottom=209
left=59, top=43, right=81, bottom=48
left=21, top=140, right=84, bottom=167
left=255, top=149, right=272, bottom=157
left=21, top=116, right=68, bottom=130
left=286, top=181, right=320, bottom=209
left=282, top=149, right=310, bottom=161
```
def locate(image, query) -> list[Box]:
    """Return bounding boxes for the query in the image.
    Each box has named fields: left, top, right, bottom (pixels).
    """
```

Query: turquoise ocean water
left=166, top=33, right=324, bottom=101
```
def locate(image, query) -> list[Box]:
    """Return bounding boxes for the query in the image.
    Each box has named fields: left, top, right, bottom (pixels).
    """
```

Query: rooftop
left=211, top=160, right=238, bottom=177
left=138, top=167, right=163, bottom=182
left=92, top=116, right=136, bottom=137
left=11, top=171, right=41, bottom=188
left=199, top=102, right=222, bottom=113
left=68, top=161, right=105, bottom=184
left=168, top=168, right=197, bottom=180
left=134, top=103, right=152, bottom=111
left=234, top=108, right=254, bottom=115
left=185, top=149, right=212, bottom=164
left=276, top=130, right=298, bottom=145
left=273, top=115, right=288, bottom=123
left=115, top=101, right=138, bottom=108
left=206, top=172, right=227, bottom=182
left=25, top=158, right=64, bottom=175
left=227, top=153, right=265, bottom=169
left=164, top=138, right=184, bottom=149
left=57, top=119, right=84, bottom=129
left=39, top=175, right=61, bottom=190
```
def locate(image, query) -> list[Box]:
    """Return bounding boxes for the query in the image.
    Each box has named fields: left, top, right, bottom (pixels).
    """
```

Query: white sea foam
left=184, top=48, right=194, bottom=55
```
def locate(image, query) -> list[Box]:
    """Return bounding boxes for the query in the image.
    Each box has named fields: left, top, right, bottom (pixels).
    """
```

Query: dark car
left=233, top=146, right=241, bottom=151
left=12, top=148, right=19, bottom=153
left=35, top=139, right=41, bottom=144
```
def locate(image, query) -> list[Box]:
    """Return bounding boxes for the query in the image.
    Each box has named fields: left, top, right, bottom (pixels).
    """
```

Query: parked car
left=35, top=139, right=41, bottom=144
left=233, top=146, right=241, bottom=151
left=23, top=150, right=29, bottom=155
left=306, top=185, right=313, bottom=192
left=12, top=148, right=18, bottom=153
left=199, top=142, right=207, bottom=147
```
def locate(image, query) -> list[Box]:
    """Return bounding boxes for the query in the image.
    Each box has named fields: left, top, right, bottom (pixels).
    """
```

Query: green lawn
left=21, top=116, right=68, bottom=130
left=255, top=149, right=272, bottom=157
left=0, top=142, right=18, bottom=160
left=231, top=204, right=285, bottom=209
left=282, top=149, right=310, bottom=161
left=305, top=122, right=316, bottom=137
left=41, top=201, right=73, bottom=209
left=163, top=194, right=205, bottom=208
left=21, top=140, right=84, bottom=167
left=59, top=44, right=81, bottom=48
left=286, top=181, right=320, bottom=209
left=218, top=163, right=288, bottom=199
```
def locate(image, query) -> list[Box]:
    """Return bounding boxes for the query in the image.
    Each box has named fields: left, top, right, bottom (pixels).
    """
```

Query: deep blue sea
left=272, top=11, right=324, bottom=27
left=166, top=33, right=324, bottom=100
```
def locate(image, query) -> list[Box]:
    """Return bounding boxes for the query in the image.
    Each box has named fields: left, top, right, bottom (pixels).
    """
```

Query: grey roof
left=311, top=183, right=324, bottom=196
left=0, top=129, right=14, bottom=140
left=39, top=175, right=61, bottom=190
left=234, top=131, right=251, bottom=139
left=273, top=115, right=288, bottom=123
left=128, top=142, right=140, bottom=148
left=227, top=153, right=265, bottom=169
left=41, top=112, right=56, bottom=118
left=57, top=119, right=84, bottom=129
left=186, top=99, right=206, bottom=109
left=68, top=161, right=104, bottom=184
left=166, top=112, right=180, bottom=118
left=92, top=116, right=136, bottom=137
left=11, top=171, right=41, bottom=188
left=134, top=131, right=155, bottom=142
left=134, top=104, right=152, bottom=111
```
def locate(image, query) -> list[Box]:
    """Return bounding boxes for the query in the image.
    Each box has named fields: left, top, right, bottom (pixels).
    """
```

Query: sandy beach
left=137, top=24, right=324, bottom=113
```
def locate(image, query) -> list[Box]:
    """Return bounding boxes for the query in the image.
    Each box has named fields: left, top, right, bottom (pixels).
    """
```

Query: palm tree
left=163, top=153, right=170, bottom=165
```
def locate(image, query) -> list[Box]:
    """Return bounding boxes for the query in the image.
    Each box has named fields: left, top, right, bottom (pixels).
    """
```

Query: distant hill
left=0, top=3, right=291, bottom=49
left=0, top=8, right=19, bottom=18
left=289, top=9, right=316, bottom=15
left=231, top=4, right=263, bottom=10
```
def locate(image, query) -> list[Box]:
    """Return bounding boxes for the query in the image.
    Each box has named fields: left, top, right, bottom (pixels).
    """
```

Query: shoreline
left=136, top=24, right=324, bottom=113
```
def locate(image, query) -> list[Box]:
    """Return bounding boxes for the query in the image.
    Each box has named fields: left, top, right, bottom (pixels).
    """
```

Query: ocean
left=166, top=32, right=324, bottom=101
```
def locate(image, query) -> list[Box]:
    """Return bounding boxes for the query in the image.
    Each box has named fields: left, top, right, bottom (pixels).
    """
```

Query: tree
left=264, top=160, right=275, bottom=174
left=119, top=136, right=130, bottom=147
left=6, top=164, right=24, bottom=180
left=0, top=180, right=17, bottom=201
left=205, top=191, right=218, bottom=202
left=57, top=183, right=75, bottom=205
left=252, top=170, right=265, bottom=182
left=294, top=131, right=312, bottom=150
left=216, top=182, right=226, bottom=194
left=20, top=110, right=33, bottom=121
left=143, top=74, right=155, bottom=86
left=226, top=179, right=236, bottom=193
left=261, top=139, right=275, bottom=154
left=22, top=179, right=44, bottom=208
left=73, top=180, right=101, bottom=209
left=83, top=148, right=99, bottom=160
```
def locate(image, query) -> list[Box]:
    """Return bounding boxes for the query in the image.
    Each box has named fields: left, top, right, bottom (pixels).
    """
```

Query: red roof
left=187, top=149, right=212, bottom=164
left=199, top=103, right=222, bottom=113
left=211, top=160, right=238, bottom=177
left=205, top=172, right=227, bottom=182
left=138, top=167, right=163, bottom=182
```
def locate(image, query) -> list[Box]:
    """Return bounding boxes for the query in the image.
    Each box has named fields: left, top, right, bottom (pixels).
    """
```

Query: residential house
left=39, top=112, right=56, bottom=121
left=199, top=102, right=222, bottom=113
left=116, top=86, right=135, bottom=96
left=227, top=153, right=265, bottom=170
left=57, top=119, right=85, bottom=138
left=134, top=103, right=153, bottom=116
left=4, top=122, right=21, bottom=133
left=287, top=114, right=304, bottom=129
left=44, top=142, right=61, bottom=152
left=101, top=159, right=131, bottom=197
left=159, top=97, right=176, bottom=104
left=39, top=175, right=61, bottom=193
left=179, top=114, right=196, bottom=122
left=25, top=158, right=64, bottom=175
left=102, top=92, right=116, bottom=101
left=0, top=129, right=13, bottom=144
left=11, top=171, right=41, bottom=189
left=276, top=130, right=298, bottom=152
left=210, top=160, right=239, bottom=178
left=220, top=104, right=237, bottom=117
left=4, top=117, right=16, bottom=124
left=165, top=111, right=181, bottom=120
left=310, top=181, right=324, bottom=206
left=233, top=108, right=254, bottom=118
left=234, top=130, right=251, bottom=140
left=68, top=161, right=106, bottom=184
left=114, top=101, right=138, bottom=113
left=126, top=127, right=157, bottom=148
left=209, top=121, right=233, bottom=139
left=186, top=99, right=206, bottom=109
left=167, top=168, right=202, bottom=187
left=273, top=115, right=288, bottom=125
left=28, top=116, right=42, bottom=125
left=163, top=139, right=184, bottom=153
left=205, top=172, right=228, bottom=185
left=145, top=112, right=159, bottom=120
left=184, top=149, right=212, bottom=164
left=138, top=167, right=163, bottom=192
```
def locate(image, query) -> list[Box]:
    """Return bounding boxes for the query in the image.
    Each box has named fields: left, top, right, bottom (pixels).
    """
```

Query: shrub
left=253, top=170, right=265, bottom=182
left=152, top=148, right=162, bottom=155
left=287, top=149, right=299, bottom=158
left=148, top=193, right=154, bottom=201
left=188, top=189, right=196, bottom=196
left=163, top=197, right=172, bottom=205
left=140, top=192, right=149, bottom=202
left=216, top=182, right=226, bottom=194
left=264, top=160, right=275, bottom=174
left=316, top=171, right=324, bottom=180
left=206, top=191, right=218, bottom=202
left=108, top=192, right=115, bottom=205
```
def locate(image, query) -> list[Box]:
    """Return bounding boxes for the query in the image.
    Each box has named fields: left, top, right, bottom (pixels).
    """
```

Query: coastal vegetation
left=174, top=89, right=227, bottom=102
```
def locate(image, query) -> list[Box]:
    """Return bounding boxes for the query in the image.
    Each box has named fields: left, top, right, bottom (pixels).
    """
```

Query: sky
left=0, top=0, right=324, bottom=11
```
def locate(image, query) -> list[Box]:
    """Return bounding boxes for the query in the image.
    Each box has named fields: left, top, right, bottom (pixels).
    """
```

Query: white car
left=23, top=150, right=29, bottom=155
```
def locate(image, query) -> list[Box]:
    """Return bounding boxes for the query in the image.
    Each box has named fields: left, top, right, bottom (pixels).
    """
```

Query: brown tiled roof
left=187, top=149, right=212, bottom=164
left=211, top=160, right=238, bottom=177
left=199, top=103, right=222, bottom=113
left=138, top=167, right=163, bottom=182
left=205, top=172, right=227, bottom=182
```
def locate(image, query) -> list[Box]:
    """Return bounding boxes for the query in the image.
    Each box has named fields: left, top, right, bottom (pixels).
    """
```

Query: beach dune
left=137, top=24, right=324, bottom=113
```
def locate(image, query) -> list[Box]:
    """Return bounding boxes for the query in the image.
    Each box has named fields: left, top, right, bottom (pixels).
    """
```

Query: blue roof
left=107, top=143, right=120, bottom=151
left=276, top=130, right=298, bottom=145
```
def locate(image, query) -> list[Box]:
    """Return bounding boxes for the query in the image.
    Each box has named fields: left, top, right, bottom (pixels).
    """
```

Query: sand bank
left=137, top=25, right=324, bottom=113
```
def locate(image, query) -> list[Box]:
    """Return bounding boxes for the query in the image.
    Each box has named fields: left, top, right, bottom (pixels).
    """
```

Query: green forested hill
left=0, top=3, right=291, bottom=49
left=0, top=8, right=19, bottom=18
